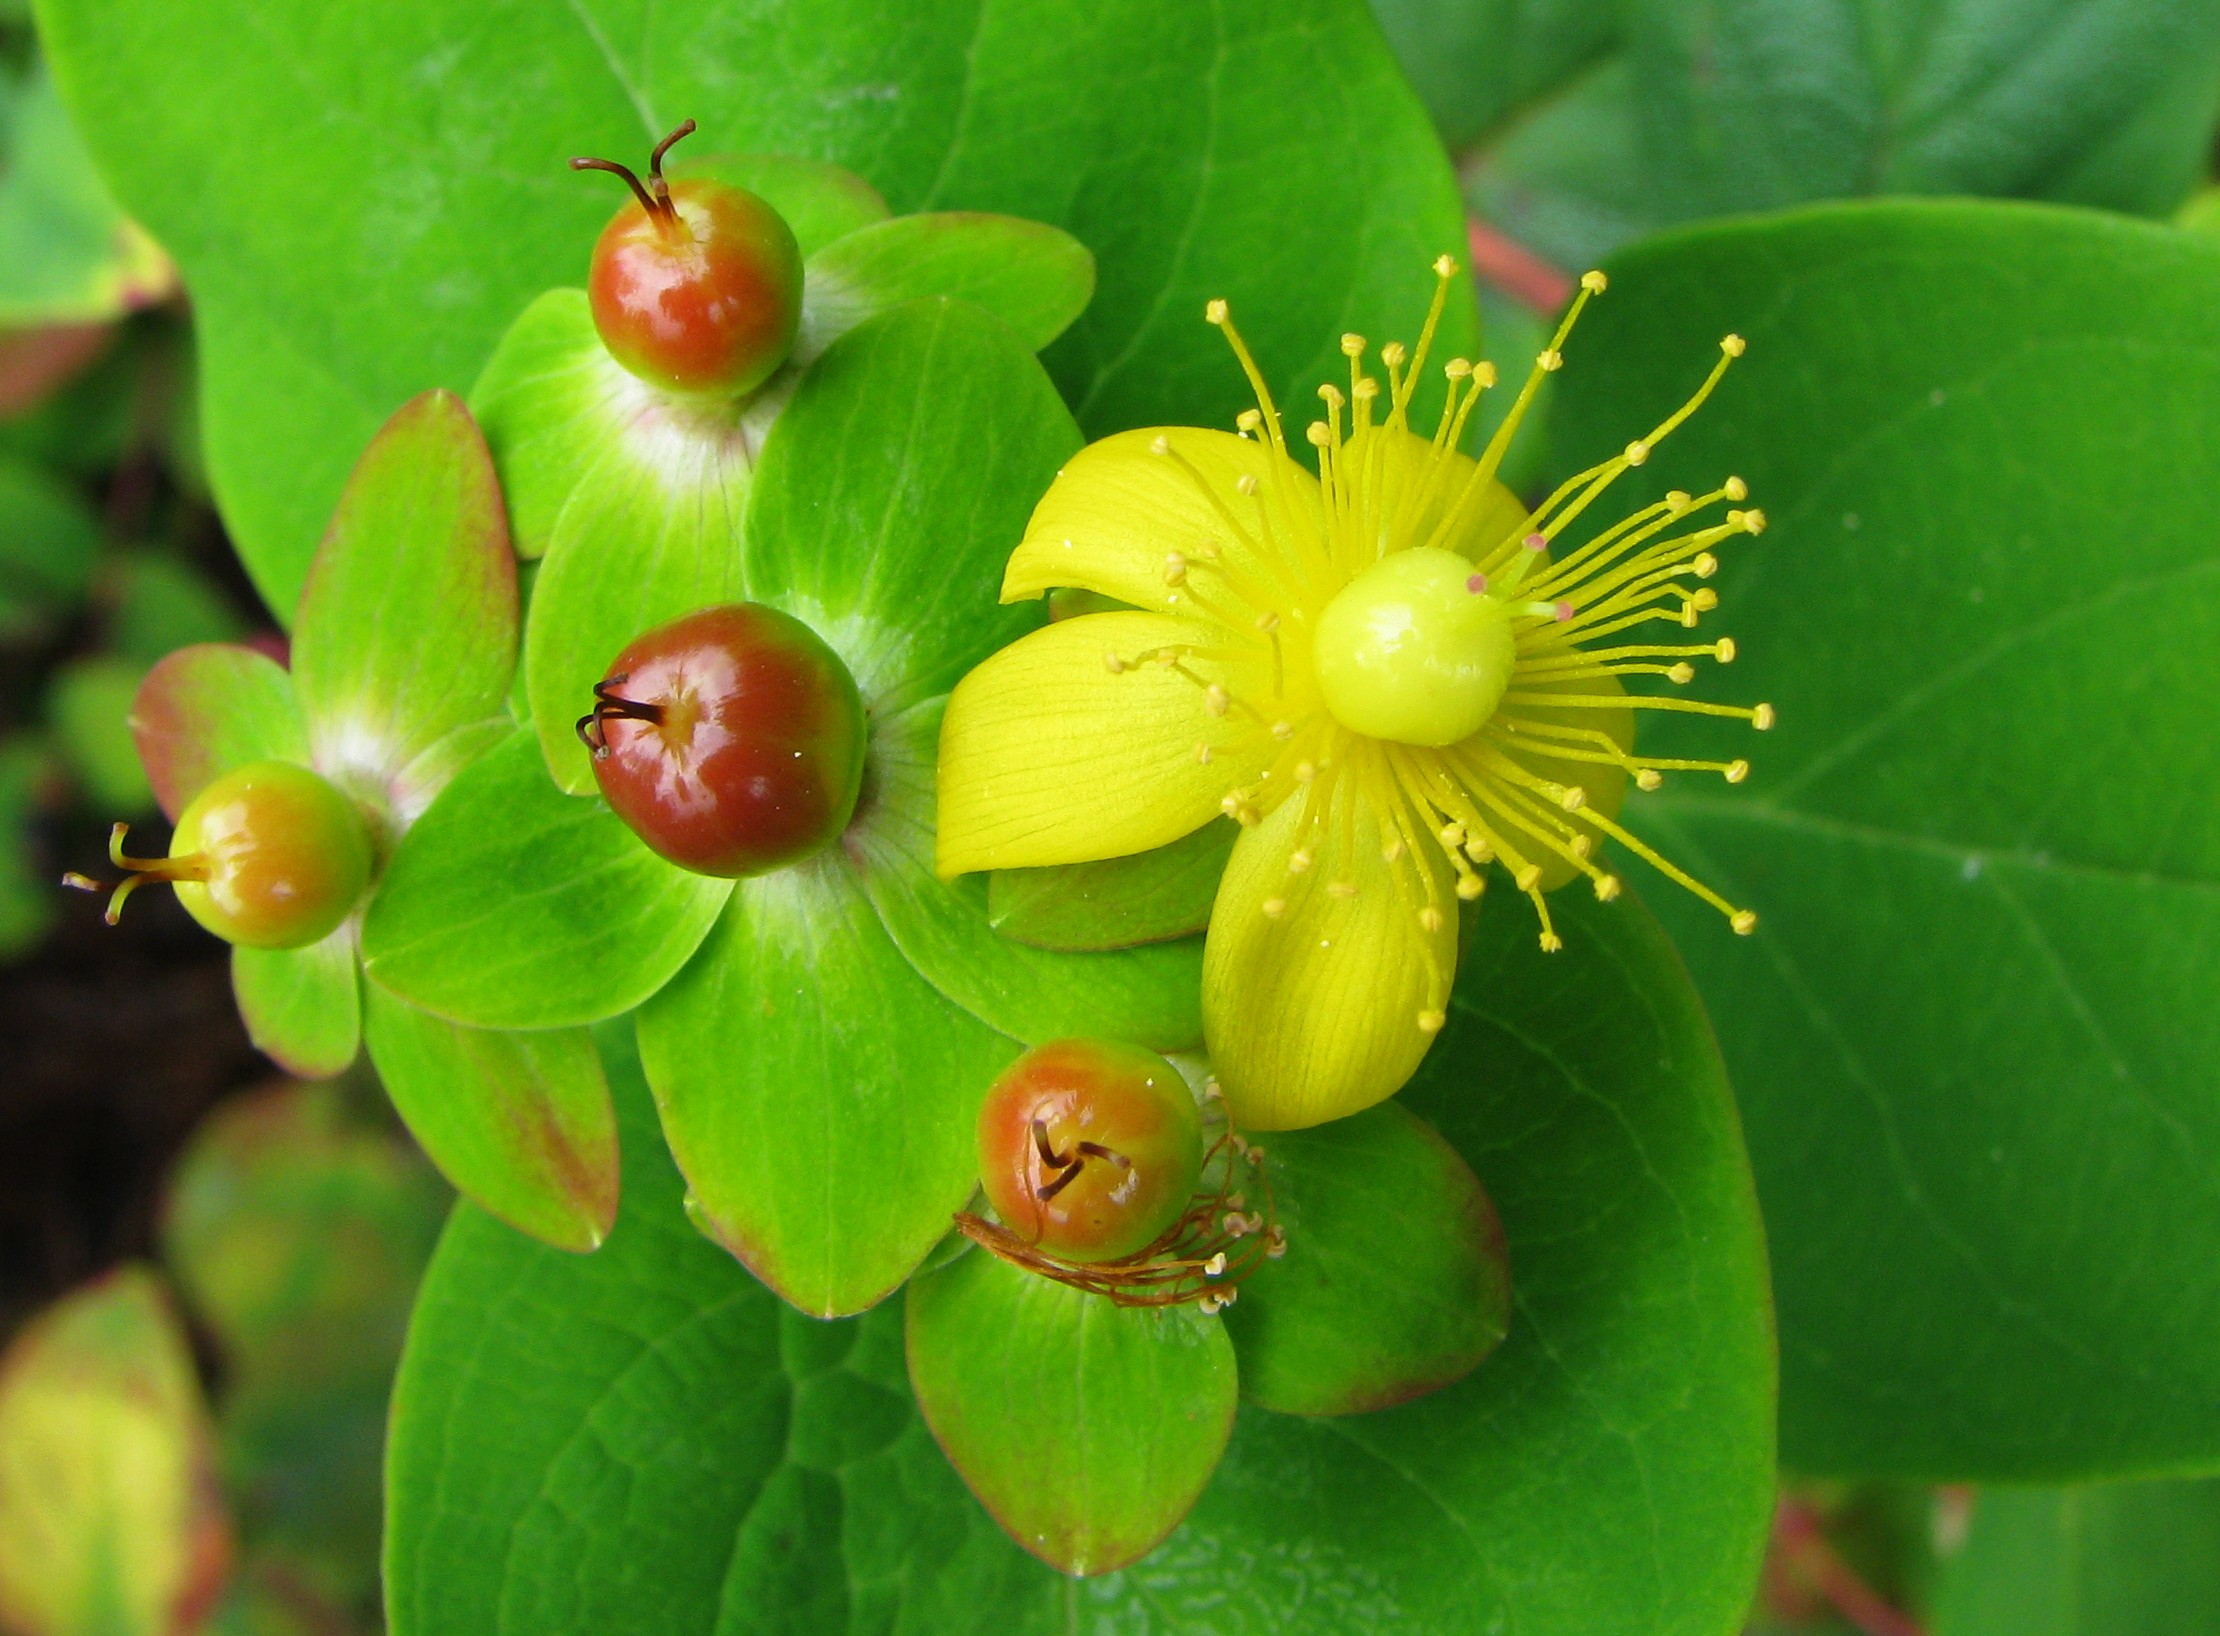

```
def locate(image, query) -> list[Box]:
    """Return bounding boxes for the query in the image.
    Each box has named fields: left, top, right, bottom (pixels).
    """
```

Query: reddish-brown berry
left=976, top=1039, right=1205, bottom=1264
left=573, top=121, right=803, bottom=398
left=578, top=603, right=867, bottom=878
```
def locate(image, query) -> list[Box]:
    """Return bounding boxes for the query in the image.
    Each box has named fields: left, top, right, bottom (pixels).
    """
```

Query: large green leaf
left=386, top=887, right=1772, bottom=1635
left=1929, top=1478, right=2220, bottom=1636
left=361, top=732, right=731, bottom=1030
left=634, top=857, right=1019, bottom=1318
left=1367, top=0, right=1622, bottom=149
left=1461, top=0, right=2220, bottom=279
left=796, top=212, right=1094, bottom=360
left=292, top=391, right=517, bottom=810
left=0, top=452, right=99, bottom=644
left=1549, top=199, right=2220, bottom=1479
left=906, top=1246, right=1238, bottom=1575
left=41, top=0, right=1471, bottom=614
left=233, top=929, right=360, bottom=1080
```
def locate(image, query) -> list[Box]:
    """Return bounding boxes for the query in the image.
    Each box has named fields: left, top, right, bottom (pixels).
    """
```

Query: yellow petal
left=1202, top=760, right=1458, bottom=1130
left=1003, top=427, right=1319, bottom=614
left=1493, top=665, right=1632, bottom=891
left=936, top=610, right=1269, bottom=876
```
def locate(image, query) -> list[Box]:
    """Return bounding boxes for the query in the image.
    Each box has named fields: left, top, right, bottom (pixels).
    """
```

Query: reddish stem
left=1465, top=216, right=1574, bottom=315
left=1772, top=1498, right=1927, bottom=1636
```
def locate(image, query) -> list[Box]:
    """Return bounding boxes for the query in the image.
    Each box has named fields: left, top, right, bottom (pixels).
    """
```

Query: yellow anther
left=1287, top=849, right=1313, bottom=874
left=1380, top=341, right=1407, bottom=369
left=1731, top=908, right=1759, bottom=935
left=1636, top=768, right=1663, bottom=791
left=1473, top=361, right=1498, bottom=387
left=1237, top=474, right=1259, bottom=496
left=1594, top=874, right=1622, bottom=902
left=1306, top=421, right=1331, bottom=447
left=1206, top=299, right=1229, bottom=325
left=1669, top=662, right=1696, bottom=684
left=1514, top=864, right=1542, bottom=891
left=1236, top=408, right=1263, bottom=434
left=1271, top=720, right=1294, bottom=740
left=1716, top=637, right=1737, bottom=662
left=1195, top=741, right=1213, bottom=765
left=1293, top=760, right=1317, bottom=783
left=1725, top=475, right=1749, bottom=501
left=1416, top=1008, right=1447, bottom=1034
left=1163, top=552, right=1187, bottom=585
left=1743, top=508, right=1767, bottom=534
left=1464, top=838, right=1493, bottom=864
left=1753, top=702, right=1776, bottom=730
left=1327, top=881, right=1358, bottom=899
left=1539, top=931, right=1564, bottom=952
left=1694, top=552, right=1719, bottom=579
left=1204, top=684, right=1230, bottom=716
left=1445, top=358, right=1472, bottom=380
left=1456, top=874, right=1485, bottom=901
left=1103, top=650, right=1126, bottom=674
left=1691, top=588, right=1720, bottom=612
left=1570, top=834, right=1594, bottom=859
left=1538, top=349, right=1564, bottom=372
left=1725, top=759, right=1750, bottom=783
left=1417, top=906, right=1443, bottom=932
left=1625, top=440, right=1650, bottom=466
left=1432, top=253, right=1457, bottom=279
left=1380, top=837, right=1403, bottom=863
left=1438, top=821, right=1465, bottom=849
left=1255, top=610, right=1280, bottom=632
left=1580, top=269, right=1608, bottom=293
left=1665, top=489, right=1692, bottom=513
left=1341, top=332, right=1366, bottom=357
left=1204, top=1252, right=1228, bottom=1277
left=1721, top=334, right=1746, bottom=357
left=1353, top=377, right=1380, bottom=402
left=1149, top=434, right=1171, bottom=456
left=1560, top=786, right=1587, bottom=812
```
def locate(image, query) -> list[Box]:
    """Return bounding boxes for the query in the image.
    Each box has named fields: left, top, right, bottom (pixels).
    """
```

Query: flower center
left=1311, top=546, right=1515, bottom=747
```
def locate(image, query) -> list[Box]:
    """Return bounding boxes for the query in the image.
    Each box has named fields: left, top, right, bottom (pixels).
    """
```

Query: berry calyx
left=572, top=120, right=804, bottom=398
left=975, top=1039, right=1205, bottom=1264
left=578, top=603, right=868, bottom=878
left=63, top=760, right=373, bottom=949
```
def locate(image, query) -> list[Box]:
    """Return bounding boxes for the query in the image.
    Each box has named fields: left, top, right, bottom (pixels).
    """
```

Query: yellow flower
left=938, top=258, right=1772, bottom=1130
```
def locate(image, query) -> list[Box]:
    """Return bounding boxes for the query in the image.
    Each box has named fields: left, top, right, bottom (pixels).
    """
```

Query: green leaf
left=1930, top=1478, right=2220, bottom=1636
left=671, top=151, right=891, bottom=255
left=988, top=816, right=1235, bottom=951
left=0, top=452, right=99, bottom=644
left=47, top=656, right=155, bottom=814
left=293, top=390, right=518, bottom=802
left=906, top=1247, right=1237, bottom=1575
left=853, top=697, right=1204, bottom=1050
left=521, top=411, right=753, bottom=792
left=362, top=985, right=618, bottom=1253
left=1550, top=199, right=2220, bottom=1479
left=1629, top=0, right=2220, bottom=222
left=106, top=550, right=248, bottom=668
left=1221, top=1100, right=1509, bottom=1417
left=743, top=297, right=1077, bottom=708
left=798, top=213, right=1094, bottom=359
left=234, top=929, right=360, bottom=1080
left=634, top=858, right=1018, bottom=1317
left=0, top=737, right=57, bottom=959
left=361, top=733, right=731, bottom=1030
left=0, top=1267, right=225, bottom=1636
left=1368, top=0, right=1623, bottom=149
left=129, top=642, right=309, bottom=821
left=0, top=59, right=173, bottom=326
left=384, top=885, right=1773, bottom=1634
left=43, top=0, right=1471, bottom=612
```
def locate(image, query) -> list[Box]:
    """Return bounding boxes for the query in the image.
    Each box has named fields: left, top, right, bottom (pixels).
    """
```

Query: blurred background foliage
left=2, top=1, right=2219, bottom=1633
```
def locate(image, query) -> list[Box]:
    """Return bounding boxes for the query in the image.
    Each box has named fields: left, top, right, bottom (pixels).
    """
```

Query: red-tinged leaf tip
left=131, top=642, right=308, bottom=820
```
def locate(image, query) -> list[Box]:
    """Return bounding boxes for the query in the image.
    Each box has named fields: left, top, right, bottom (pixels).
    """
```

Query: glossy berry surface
left=976, top=1039, right=1205, bottom=1263
left=171, top=760, right=374, bottom=949
left=576, top=123, right=802, bottom=398
left=580, top=603, right=867, bottom=878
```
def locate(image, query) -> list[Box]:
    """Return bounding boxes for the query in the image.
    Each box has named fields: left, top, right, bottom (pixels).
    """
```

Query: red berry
left=577, top=603, right=867, bottom=878
left=976, top=1040, right=1205, bottom=1264
left=573, top=121, right=802, bottom=398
